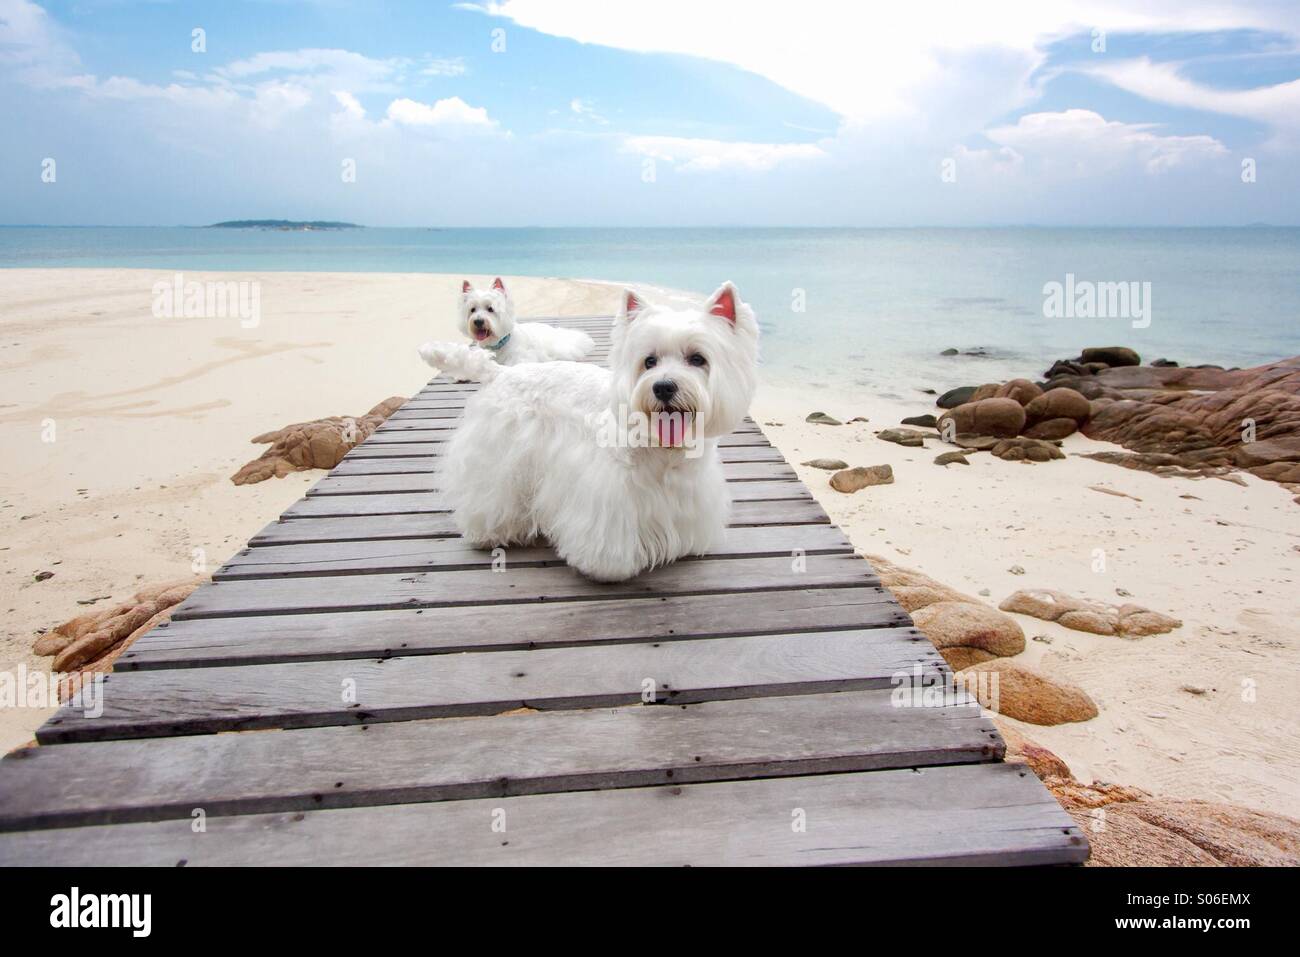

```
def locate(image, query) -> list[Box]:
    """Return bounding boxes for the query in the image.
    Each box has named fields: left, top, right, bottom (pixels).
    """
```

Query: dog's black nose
left=652, top=379, right=678, bottom=403
left=472, top=317, right=486, bottom=329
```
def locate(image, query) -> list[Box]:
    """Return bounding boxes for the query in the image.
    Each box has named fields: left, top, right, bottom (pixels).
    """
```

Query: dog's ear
left=461, top=280, right=471, bottom=294
left=492, top=277, right=507, bottom=294
left=705, top=282, right=740, bottom=326
left=619, top=289, right=646, bottom=322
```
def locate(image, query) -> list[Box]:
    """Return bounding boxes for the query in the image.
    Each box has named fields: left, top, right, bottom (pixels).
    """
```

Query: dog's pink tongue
left=656, top=414, right=689, bottom=448
left=473, top=328, right=490, bottom=341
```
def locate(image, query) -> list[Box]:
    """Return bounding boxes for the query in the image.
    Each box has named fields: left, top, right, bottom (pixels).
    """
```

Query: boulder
left=232, top=397, right=406, bottom=485
left=1024, top=387, right=1091, bottom=426
left=829, top=465, right=894, bottom=493
left=934, top=451, right=969, bottom=466
left=1078, top=800, right=1300, bottom=867
left=876, top=427, right=929, bottom=447
left=956, top=659, right=1098, bottom=725
left=990, top=437, right=1065, bottom=462
left=801, top=458, right=849, bottom=470
left=900, top=414, right=937, bottom=428
left=1081, top=346, right=1141, bottom=367
left=936, top=385, right=977, bottom=409
left=909, top=601, right=1025, bottom=657
left=940, top=347, right=959, bottom=356
left=1022, top=417, right=1078, bottom=440
left=999, top=588, right=1181, bottom=637
left=937, top=397, right=1026, bottom=439
left=805, top=411, right=841, bottom=425
left=993, top=378, right=1043, bottom=406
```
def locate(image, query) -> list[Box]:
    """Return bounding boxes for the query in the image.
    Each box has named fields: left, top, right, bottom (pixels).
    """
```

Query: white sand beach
left=2, top=269, right=1298, bottom=822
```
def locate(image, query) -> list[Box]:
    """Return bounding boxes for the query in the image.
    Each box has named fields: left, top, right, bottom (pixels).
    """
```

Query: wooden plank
left=284, top=481, right=809, bottom=518
left=172, top=553, right=875, bottom=619
left=218, top=523, right=852, bottom=579
left=344, top=440, right=784, bottom=463
left=251, top=498, right=830, bottom=544
left=39, top=628, right=932, bottom=743
left=120, top=586, right=913, bottom=670
left=359, top=429, right=774, bottom=447
left=0, top=690, right=996, bottom=831
left=319, top=457, right=795, bottom=486
left=330, top=456, right=795, bottom=482
left=0, top=764, right=1088, bottom=866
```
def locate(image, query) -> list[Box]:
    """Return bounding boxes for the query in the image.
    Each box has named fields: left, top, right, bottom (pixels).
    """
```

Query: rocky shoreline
left=929, top=346, right=1300, bottom=494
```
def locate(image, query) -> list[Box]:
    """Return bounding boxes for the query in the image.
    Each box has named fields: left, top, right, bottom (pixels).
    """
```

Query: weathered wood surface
left=40, top=629, right=930, bottom=743
left=120, top=587, right=916, bottom=670
left=0, top=690, right=996, bottom=830
left=0, top=315, right=1086, bottom=866
left=0, top=764, right=1086, bottom=866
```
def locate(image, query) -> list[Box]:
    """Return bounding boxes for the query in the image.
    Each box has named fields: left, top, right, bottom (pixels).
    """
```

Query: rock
left=937, top=397, right=1026, bottom=439
left=998, top=724, right=1074, bottom=781
left=34, top=571, right=54, bottom=582
left=232, top=397, right=406, bottom=485
left=1022, top=417, right=1079, bottom=440
left=934, top=451, right=969, bottom=466
left=805, top=411, right=841, bottom=425
left=800, top=458, right=849, bottom=470
left=847, top=416, right=870, bottom=424
left=1081, top=346, right=1141, bottom=367
left=1074, top=356, right=1300, bottom=488
left=1008, top=565, right=1025, bottom=575
left=993, top=378, right=1043, bottom=406
left=829, top=465, right=894, bottom=493
left=936, top=385, right=977, bottom=409
left=1152, top=358, right=1179, bottom=367
left=1024, top=387, right=1091, bottom=426
left=36, top=577, right=204, bottom=678
left=1045, top=359, right=1090, bottom=379
left=910, top=601, right=1025, bottom=657
left=999, top=588, right=1181, bottom=637
left=952, top=434, right=1000, bottom=451
left=900, top=414, right=937, bottom=428
left=956, top=659, right=1098, bottom=725
left=939, top=647, right=997, bottom=671
left=876, top=427, right=929, bottom=447
left=1079, top=450, right=1237, bottom=481
left=940, top=347, right=959, bottom=356
left=1077, top=800, right=1300, bottom=867
left=990, top=437, right=1065, bottom=462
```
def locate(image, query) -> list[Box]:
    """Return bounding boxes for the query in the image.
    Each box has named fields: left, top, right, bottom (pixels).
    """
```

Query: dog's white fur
left=432, top=282, right=759, bottom=582
left=421, top=278, right=592, bottom=369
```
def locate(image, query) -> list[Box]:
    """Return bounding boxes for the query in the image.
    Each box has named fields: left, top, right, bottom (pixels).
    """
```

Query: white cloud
left=569, top=97, right=608, bottom=124
left=333, top=90, right=366, bottom=119
left=622, top=134, right=825, bottom=172
left=468, top=0, right=1300, bottom=123
left=1084, top=57, right=1300, bottom=134
left=422, top=57, right=468, bottom=77
left=386, top=95, right=497, bottom=129
left=985, top=109, right=1227, bottom=173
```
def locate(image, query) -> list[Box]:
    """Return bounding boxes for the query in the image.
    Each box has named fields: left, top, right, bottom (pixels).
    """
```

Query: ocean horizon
left=3, top=225, right=1298, bottom=396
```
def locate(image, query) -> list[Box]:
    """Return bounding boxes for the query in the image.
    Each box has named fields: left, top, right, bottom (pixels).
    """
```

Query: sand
left=3, top=269, right=1297, bottom=821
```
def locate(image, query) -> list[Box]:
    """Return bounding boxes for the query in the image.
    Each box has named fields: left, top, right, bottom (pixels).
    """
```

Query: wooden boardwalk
left=0, top=317, right=1087, bottom=866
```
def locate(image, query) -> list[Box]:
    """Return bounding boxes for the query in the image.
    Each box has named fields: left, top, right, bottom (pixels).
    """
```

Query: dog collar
left=481, top=333, right=510, bottom=352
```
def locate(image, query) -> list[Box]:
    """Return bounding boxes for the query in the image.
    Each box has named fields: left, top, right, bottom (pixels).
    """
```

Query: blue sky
left=2, top=0, right=1299, bottom=225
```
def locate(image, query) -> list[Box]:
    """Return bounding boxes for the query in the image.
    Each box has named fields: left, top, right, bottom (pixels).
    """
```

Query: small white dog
left=424, top=278, right=593, bottom=368
left=430, top=282, right=759, bottom=582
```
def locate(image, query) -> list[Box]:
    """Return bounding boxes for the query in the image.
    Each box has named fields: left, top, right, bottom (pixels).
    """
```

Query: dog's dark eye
left=644, top=355, right=657, bottom=369
left=688, top=353, right=708, bottom=367
left=486, top=306, right=494, bottom=313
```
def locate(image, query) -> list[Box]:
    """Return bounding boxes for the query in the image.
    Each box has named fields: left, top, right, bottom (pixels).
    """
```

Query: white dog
left=430, top=282, right=759, bottom=582
left=424, top=278, right=593, bottom=369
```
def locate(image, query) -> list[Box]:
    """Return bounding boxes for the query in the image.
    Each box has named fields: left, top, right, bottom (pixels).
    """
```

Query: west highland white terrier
left=420, top=278, right=593, bottom=371
left=429, top=282, right=759, bottom=582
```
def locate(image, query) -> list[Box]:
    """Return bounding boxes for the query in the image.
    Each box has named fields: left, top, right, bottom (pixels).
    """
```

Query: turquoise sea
left=2, top=226, right=1297, bottom=395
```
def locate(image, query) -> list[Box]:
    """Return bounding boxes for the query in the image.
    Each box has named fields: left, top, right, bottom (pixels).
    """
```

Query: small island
left=207, top=220, right=362, bottom=230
